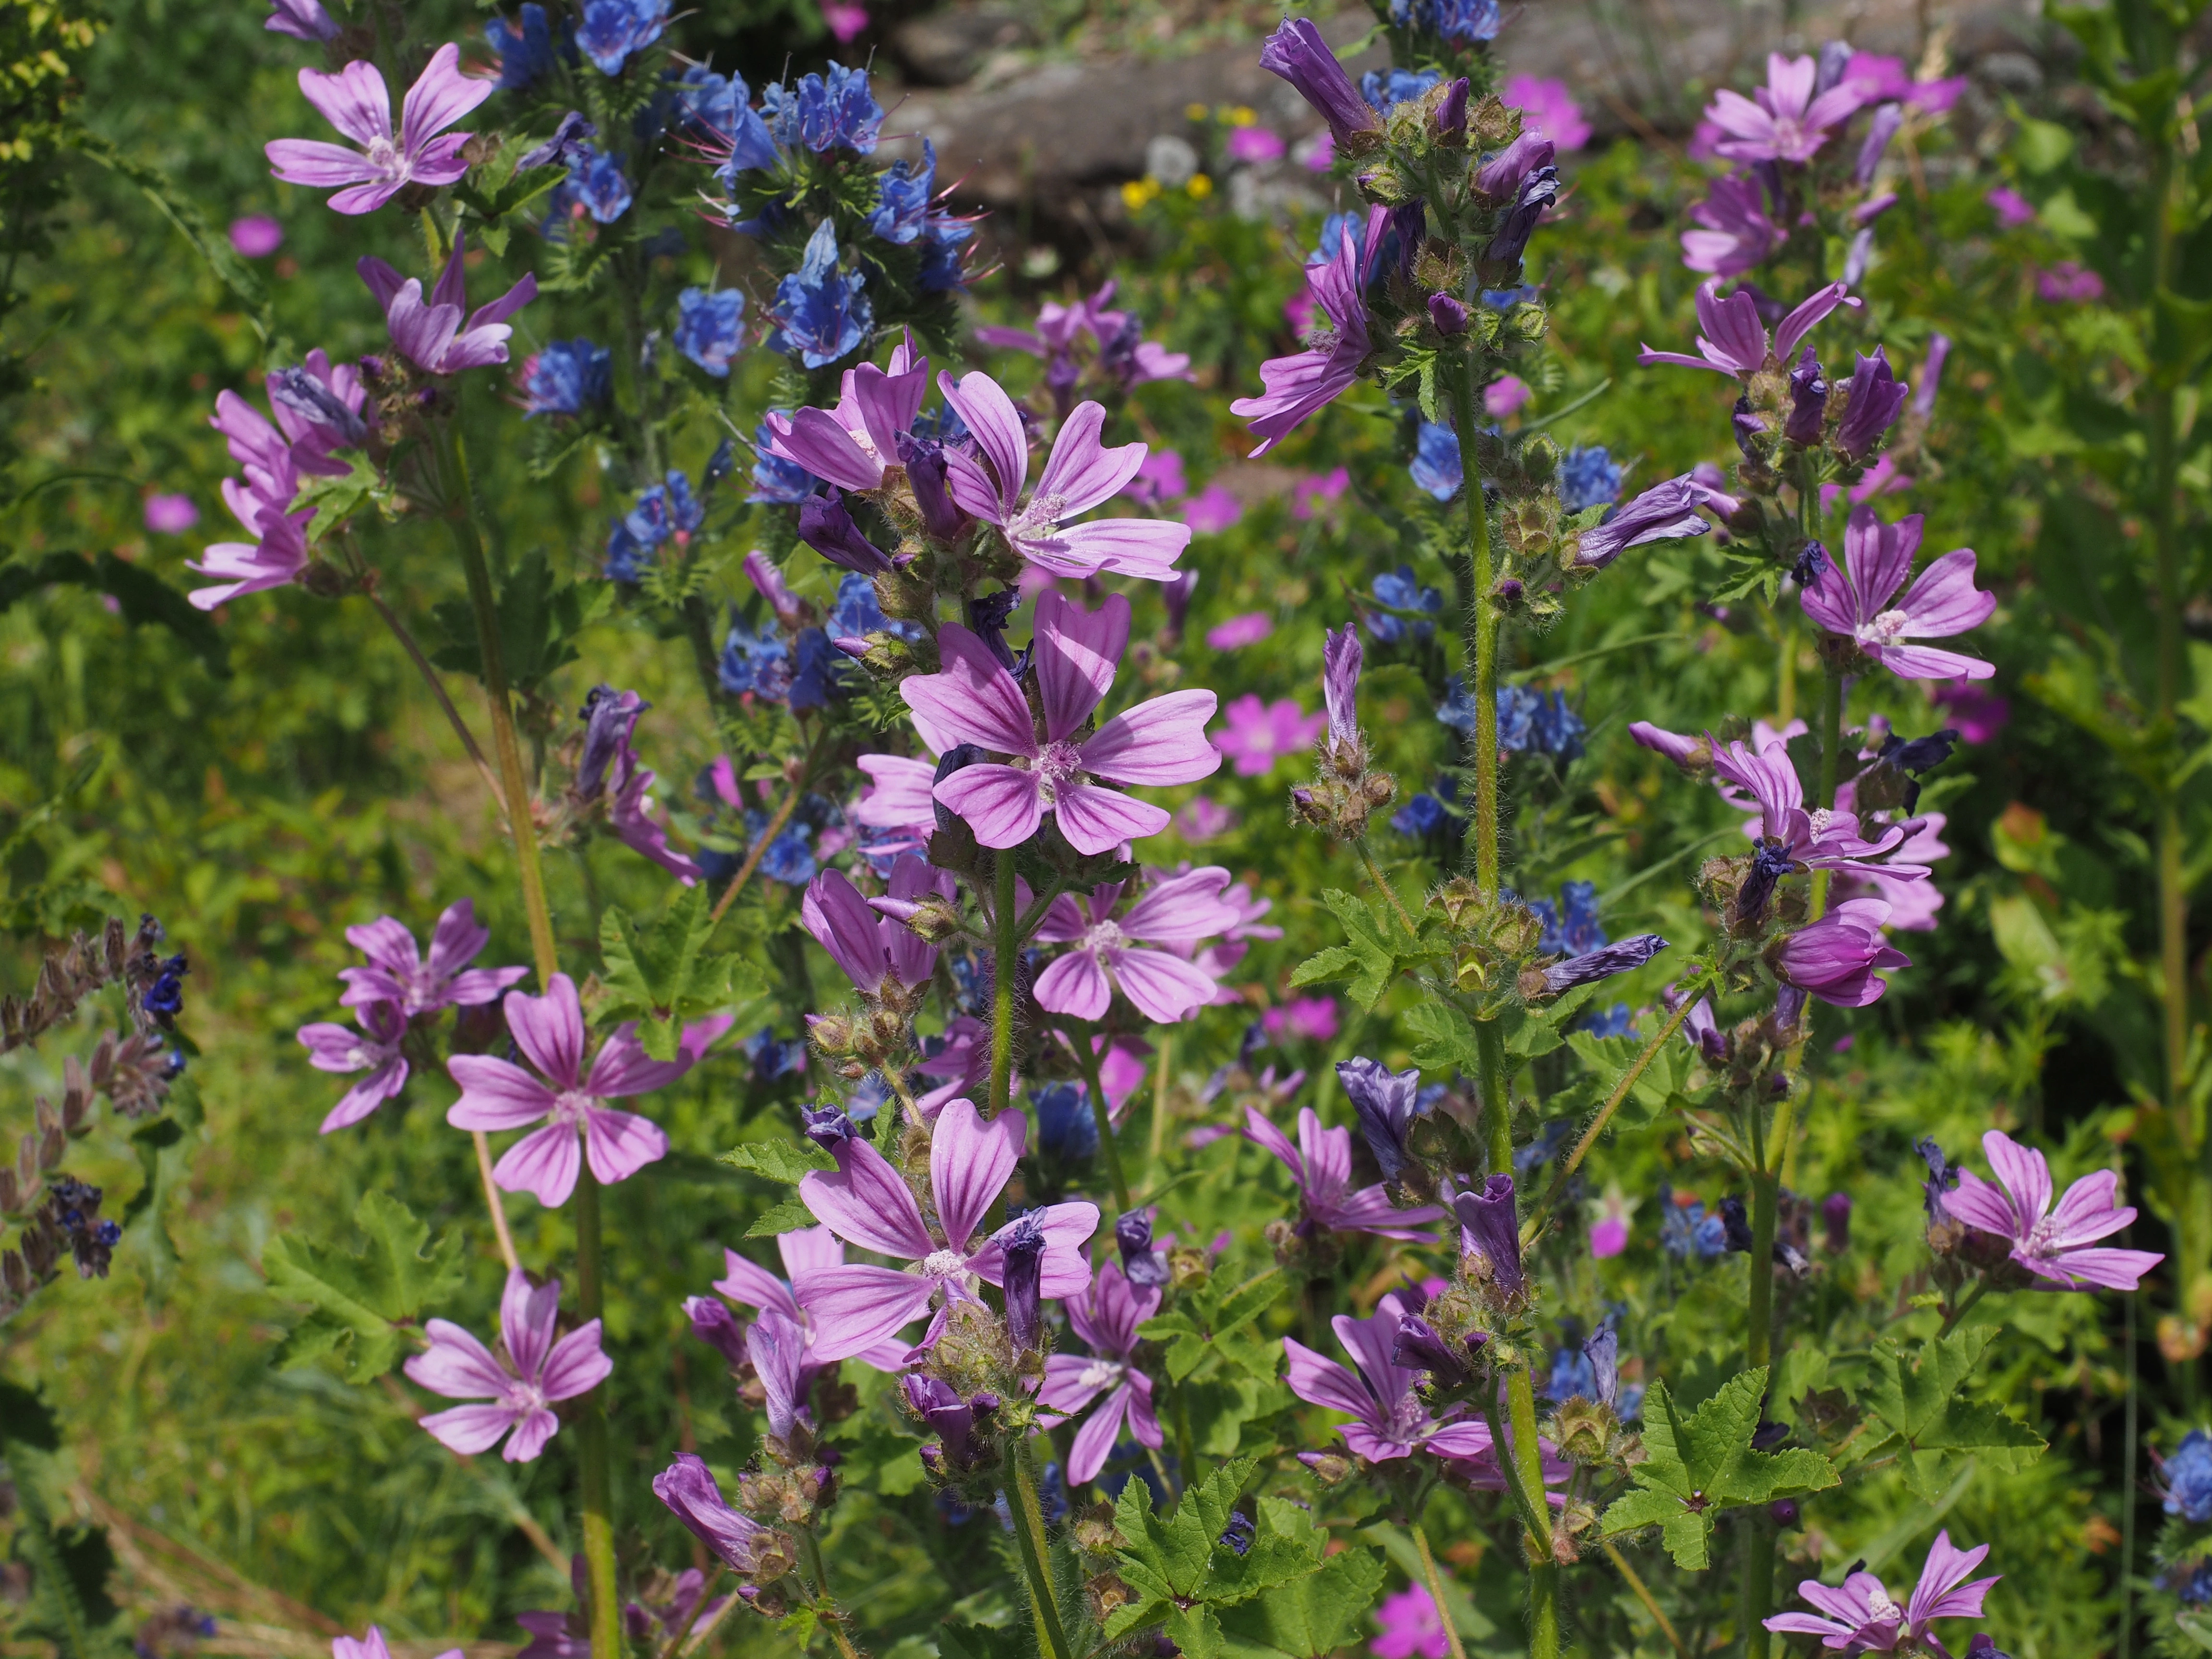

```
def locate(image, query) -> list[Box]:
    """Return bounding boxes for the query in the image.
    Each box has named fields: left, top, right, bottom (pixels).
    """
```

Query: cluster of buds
left=1678, top=985, right=1810, bottom=1105
left=1, top=1175, right=120, bottom=1318
left=1292, top=627, right=1395, bottom=840
left=1, top=913, right=171, bottom=1053
left=652, top=1454, right=803, bottom=1619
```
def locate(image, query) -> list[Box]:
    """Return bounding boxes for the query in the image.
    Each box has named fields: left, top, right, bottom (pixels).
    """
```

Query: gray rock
left=890, top=7, right=1040, bottom=87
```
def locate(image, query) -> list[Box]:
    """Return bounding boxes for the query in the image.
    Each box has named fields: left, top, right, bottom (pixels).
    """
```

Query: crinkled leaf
left=262, top=1191, right=466, bottom=1381
left=1289, top=890, right=1443, bottom=1010
left=1859, top=1327, right=2046, bottom=1500
left=431, top=551, right=615, bottom=694
left=1212, top=1546, right=1385, bottom=1658
left=720, top=1139, right=836, bottom=1183
left=744, top=1195, right=819, bottom=1236
left=1403, top=999, right=1486, bottom=1073
left=600, top=885, right=764, bottom=1059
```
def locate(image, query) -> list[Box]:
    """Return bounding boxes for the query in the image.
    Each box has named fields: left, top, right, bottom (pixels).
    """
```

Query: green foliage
left=262, top=1191, right=468, bottom=1382
left=430, top=552, right=615, bottom=695
left=1289, top=888, right=1448, bottom=1009
left=597, top=884, right=765, bottom=1059
left=1137, top=1265, right=1288, bottom=1382
left=1854, top=1326, right=2048, bottom=1502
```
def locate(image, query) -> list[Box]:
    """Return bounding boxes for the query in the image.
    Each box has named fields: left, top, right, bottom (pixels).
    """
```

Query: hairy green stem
left=572, top=1173, right=622, bottom=1659
left=1412, top=1519, right=1469, bottom=1659
left=1479, top=1022, right=1511, bottom=1177
left=990, top=851, right=1019, bottom=1116
left=1504, top=1371, right=1561, bottom=1659
left=1072, top=1021, right=1131, bottom=1211
left=1008, top=1444, right=1072, bottom=1659
left=1810, top=664, right=1844, bottom=917
left=1450, top=363, right=1501, bottom=895
left=1741, top=1166, right=1780, bottom=1659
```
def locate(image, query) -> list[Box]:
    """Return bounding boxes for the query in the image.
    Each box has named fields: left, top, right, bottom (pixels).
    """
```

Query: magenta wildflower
left=1637, top=280, right=1859, bottom=379
left=1708, top=732, right=1926, bottom=921
left=403, top=1270, right=611, bottom=1461
left=1704, top=52, right=1865, bottom=163
left=1485, top=375, right=1532, bottom=417
left=1245, top=1106, right=1445, bottom=1240
left=266, top=44, right=489, bottom=215
left=792, top=1097, right=1099, bottom=1360
left=1986, top=186, right=2035, bottom=228
left=1033, top=868, right=1244, bottom=1023
left=653, top=1454, right=781, bottom=1572
left=1945, top=1130, right=2164, bottom=1291
left=1261, top=996, right=1339, bottom=1043
left=938, top=371, right=1191, bottom=580
left=298, top=1001, right=408, bottom=1132
left=1574, top=476, right=1713, bottom=568
left=1126, top=448, right=1187, bottom=507
left=358, top=233, right=537, bottom=375
left=1682, top=174, right=1780, bottom=277
left=1800, top=506, right=1995, bottom=680
left=902, top=591, right=1219, bottom=854
left=1037, top=1260, right=1164, bottom=1483
left=1284, top=1291, right=1494, bottom=1462
left=700, top=1226, right=914, bottom=1374
left=1831, top=808, right=1948, bottom=931
left=1181, top=481, right=1243, bottom=532
left=445, top=974, right=692, bottom=1206
left=1205, top=612, right=1273, bottom=650
left=1765, top=1531, right=1999, bottom=1652
left=144, top=493, right=200, bottom=534
left=187, top=500, right=313, bottom=611
left=802, top=855, right=942, bottom=996
left=1227, top=124, right=1285, bottom=163
left=1503, top=73, right=1591, bottom=149
left=339, top=898, right=528, bottom=1016
left=265, top=0, right=337, bottom=42
left=853, top=749, right=939, bottom=855
left=1214, top=694, right=1326, bottom=777
left=1233, top=204, right=1386, bottom=455
left=1770, top=898, right=1911, bottom=1007
left=1292, top=467, right=1350, bottom=519
left=228, top=215, right=285, bottom=257
left=2036, top=261, right=2105, bottom=303
left=763, top=337, right=929, bottom=494
left=1372, top=1584, right=1451, bottom=1659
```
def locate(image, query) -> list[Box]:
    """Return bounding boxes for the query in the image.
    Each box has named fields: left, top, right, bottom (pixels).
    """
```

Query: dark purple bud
left=1541, top=933, right=1668, bottom=995
left=1675, top=992, right=1728, bottom=1063
left=1916, top=1137, right=1960, bottom=1220
left=967, top=589, right=1023, bottom=673
left=685, top=1295, right=750, bottom=1372
left=1259, top=18, right=1381, bottom=151
left=651, top=1453, right=771, bottom=1571
left=1584, top=1325, right=1619, bottom=1409
left=575, top=685, right=646, bottom=801
left=1854, top=103, right=1903, bottom=186
left=1783, top=344, right=1827, bottom=446
left=1911, top=334, right=1950, bottom=420
left=1117, top=1210, right=1171, bottom=1287
left=904, top=1374, right=978, bottom=1468
left=1486, top=165, right=1558, bottom=271
left=1791, top=540, right=1829, bottom=589
left=1337, top=1056, right=1426, bottom=1184
left=1719, top=1195, right=1755, bottom=1253
left=797, top=489, right=894, bottom=575
left=1454, top=1173, right=1524, bottom=1299
left=803, top=1105, right=858, bottom=1155
left=1767, top=1497, right=1802, bottom=1527
left=1750, top=1418, right=1789, bottom=1451
left=1394, top=1312, right=1468, bottom=1385
left=1162, top=571, right=1197, bottom=641
left=1322, top=625, right=1363, bottom=749
left=896, top=432, right=965, bottom=542
left=1880, top=729, right=1959, bottom=773
left=1814, top=40, right=1853, bottom=95
left=1821, top=1192, right=1852, bottom=1252
left=932, top=744, right=986, bottom=836
left=1428, top=293, right=1469, bottom=336
left=1834, top=347, right=1910, bottom=460
left=995, top=1213, right=1047, bottom=1352
left=519, top=110, right=599, bottom=173
left=1432, top=77, right=1468, bottom=140
left=1475, top=132, right=1554, bottom=201
left=1734, top=836, right=1799, bottom=928
left=1573, top=476, right=1711, bottom=569
left=1384, top=201, right=1426, bottom=286
left=268, top=367, right=367, bottom=446
left=1217, top=1512, right=1255, bottom=1556
left=1964, top=1637, right=2014, bottom=1659
left=1732, top=395, right=1766, bottom=461
left=1772, top=983, right=1809, bottom=1031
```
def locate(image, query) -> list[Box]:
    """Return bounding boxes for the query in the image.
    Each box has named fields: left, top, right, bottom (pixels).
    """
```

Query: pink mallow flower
left=792, top=1097, right=1099, bottom=1360
left=1182, top=481, right=1243, bottom=533
left=1765, top=1531, right=1999, bottom=1653
left=1638, top=279, right=1859, bottom=379
left=1682, top=175, right=1780, bottom=277
left=1233, top=203, right=1389, bottom=455
left=339, top=897, right=528, bottom=1016
left=445, top=974, right=692, bottom=1207
left=2036, top=261, right=2105, bottom=302
left=1771, top=898, right=1910, bottom=1007
left=1485, top=375, right=1532, bottom=418
left=336, top=1633, right=456, bottom=1659
left=1227, top=125, right=1286, bottom=164
left=1945, top=1130, right=2164, bottom=1292
left=1800, top=505, right=1995, bottom=680
left=904, top=590, right=1219, bottom=854
left=1291, top=466, right=1349, bottom=519
left=803, top=856, right=942, bottom=996
left=1214, top=694, right=1325, bottom=776
left=1245, top=1108, right=1444, bottom=1240
left=1502, top=74, right=1591, bottom=150
left=1126, top=448, right=1188, bottom=507
left=1033, top=868, right=1245, bottom=1024
left=266, top=43, right=490, bottom=215
left=1038, top=1260, right=1165, bottom=1483
left=298, top=1001, right=409, bottom=1133
left=764, top=335, right=929, bottom=494
left=1832, top=808, right=1948, bottom=931
left=229, top=215, right=284, bottom=257
left=358, top=231, right=537, bottom=376
left=403, top=1269, right=611, bottom=1462
left=1262, top=996, right=1340, bottom=1044
left=187, top=496, right=312, bottom=611
left=1703, top=52, right=1865, bottom=164
left=1986, top=186, right=2036, bottom=228
left=1372, top=1584, right=1450, bottom=1659
left=939, top=370, right=1191, bottom=581
left=144, top=493, right=200, bottom=534
left=696, top=1226, right=915, bottom=1377
left=1284, top=1291, right=1494, bottom=1461
left=1205, top=612, right=1273, bottom=650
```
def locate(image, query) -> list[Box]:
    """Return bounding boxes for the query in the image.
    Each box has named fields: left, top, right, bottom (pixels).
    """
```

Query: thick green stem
left=1479, top=1022, right=1511, bottom=1177
left=1451, top=365, right=1501, bottom=895
left=1072, top=1021, right=1132, bottom=1210
left=1741, top=1168, right=1780, bottom=1659
left=1412, top=1519, right=1470, bottom=1659
left=572, top=1173, right=622, bottom=1659
left=990, top=851, right=1019, bottom=1116
left=1007, top=1445, right=1072, bottom=1659
left=1504, top=1370, right=1561, bottom=1659
left=1810, top=664, right=1844, bottom=917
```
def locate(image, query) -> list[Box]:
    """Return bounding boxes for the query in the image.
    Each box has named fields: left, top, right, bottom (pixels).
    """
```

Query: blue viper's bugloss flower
left=674, top=288, right=745, bottom=377
left=577, top=0, right=666, bottom=74
left=788, top=627, right=841, bottom=710
left=1496, top=683, right=1537, bottom=747
left=764, top=63, right=883, bottom=154
left=1559, top=445, right=1623, bottom=513
left=742, top=1028, right=808, bottom=1083
left=604, top=523, right=649, bottom=582
left=1360, top=67, right=1443, bottom=115
left=845, top=1072, right=891, bottom=1123
left=869, top=140, right=937, bottom=245
left=1527, top=879, right=1604, bottom=956
left=1530, top=688, right=1587, bottom=760
left=1579, top=1002, right=1635, bottom=1039
left=522, top=340, right=611, bottom=417
left=1660, top=1200, right=1729, bottom=1261
left=751, top=820, right=815, bottom=885
left=625, top=471, right=703, bottom=551
left=1390, top=0, right=1502, bottom=41
left=674, top=67, right=775, bottom=169
left=1544, top=1346, right=1596, bottom=1402
left=720, top=617, right=793, bottom=699
left=1391, top=792, right=1450, bottom=835
left=747, top=414, right=822, bottom=504
left=569, top=145, right=633, bottom=223
left=1313, top=210, right=1368, bottom=267
left=1033, top=1082, right=1099, bottom=1160
left=487, top=4, right=562, bottom=91
left=2167, top=1430, right=2212, bottom=1521
left=1370, top=565, right=1443, bottom=641
left=1410, top=421, right=1462, bottom=501
left=769, top=220, right=872, bottom=369
left=1481, top=284, right=1539, bottom=309
left=829, top=571, right=924, bottom=646
left=143, top=953, right=187, bottom=1024
left=918, top=214, right=975, bottom=292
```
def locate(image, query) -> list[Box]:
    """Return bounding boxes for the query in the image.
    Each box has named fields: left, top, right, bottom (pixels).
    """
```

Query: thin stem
left=1741, top=1163, right=1781, bottom=1659
left=1410, top=1519, right=1469, bottom=1659
left=1071, top=1021, right=1132, bottom=1211
left=1810, top=664, right=1845, bottom=917
left=989, top=851, right=1019, bottom=1117
left=572, top=1173, right=622, bottom=1659
left=1935, top=1278, right=1990, bottom=1341
left=1600, top=1540, right=1688, bottom=1659
left=708, top=781, right=803, bottom=926
left=1355, top=839, right=1421, bottom=938
left=1008, top=1445, right=1072, bottom=1659
left=470, top=1127, right=521, bottom=1274
left=1174, top=1384, right=1200, bottom=1489
left=1450, top=364, right=1501, bottom=896
left=1149, top=1034, right=1172, bottom=1181
left=2123, top=1283, right=2140, bottom=1659
left=1144, top=1442, right=1181, bottom=1504
left=361, top=585, right=505, bottom=810
left=803, top=1533, right=866, bottom=1659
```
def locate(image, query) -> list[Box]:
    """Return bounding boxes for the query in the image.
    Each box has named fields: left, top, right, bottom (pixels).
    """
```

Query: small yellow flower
left=1121, top=178, right=1161, bottom=211
left=1185, top=101, right=1209, bottom=122
left=1226, top=105, right=1260, bottom=127
left=1186, top=173, right=1214, bottom=200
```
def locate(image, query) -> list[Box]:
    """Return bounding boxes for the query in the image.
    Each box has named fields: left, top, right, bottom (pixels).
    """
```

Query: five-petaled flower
left=1037, top=1259, right=1165, bottom=1483
left=1703, top=51, right=1867, bottom=164
left=1032, top=869, right=1245, bottom=1024
left=1283, top=1290, right=1496, bottom=1463
left=1945, top=1130, right=2164, bottom=1292
left=403, top=1270, right=611, bottom=1462
left=1764, top=1531, right=2000, bottom=1652
left=1800, top=506, right=1996, bottom=681
left=339, top=898, right=528, bottom=1017
left=1244, top=1106, right=1446, bottom=1239
left=267, top=44, right=490, bottom=215
left=359, top=233, right=537, bottom=375
left=1637, top=280, right=1859, bottom=379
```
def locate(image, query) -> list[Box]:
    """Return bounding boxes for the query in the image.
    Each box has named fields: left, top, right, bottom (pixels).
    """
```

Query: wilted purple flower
left=1259, top=18, right=1380, bottom=152
left=1322, top=624, right=1362, bottom=750
left=1945, top=1130, right=2164, bottom=1291
left=1913, top=335, right=1951, bottom=420
left=1336, top=1058, right=1426, bottom=1185
left=1455, top=1174, right=1524, bottom=1298
left=1233, top=203, right=1388, bottom=456
left=1766, top=1532, right=1999, bottom=1652
left=1855, top=102, right=1905, bottom=183
left=266, top=45, right=490, bottom=215
left=1800, top=506, right=1996, bottom=679
left=1834, top=348, right=1910, bottom=459
left=652, top=1453, right=779, bottom=1571
left=358, top=234, right=537, bottom=375
left=1629, top=722, right=1710, bottom=770
left=1486, top=153, right=1559, bottom=272
left=1682, top=175, right=1779, bottom=276
left=802, top=856, right=943, bottom=998
left=446, top=974, right=691, bottom=1206
left=1638, top=280, right=1858, bottom=379
left=1391, top=1312, right=1477, bottom=1386
left=1770, top=898, right=1911, bottom=1006
left=297, top=1001, right=409, bottom=1133
left=1783, top=345, right=1827, bottom=445
left=1116, top=1211, right=1172, bottom=1287
left=1822, top=1192, right=1853, bottom=1251
left=1542, top=933, right=1668, bottom=993
left=1573, top=475, right=1713, bottom=568
left=1284, top=1292, right=1497, bottom=1463
left=1037, top=1259, right=1163, bottom=1481
left=792, top=490, right=894, bottom=576
left=1246, top=1106, right=1445, bottom=1239
left=404, top=1271, right=611, bottom=1461
left=339, top=898, right=529, bottom=1017
left=997, top=1214, right=1048, bottom=1350
left=1705, top=52, right=1865, bottom=163
left=905, top=1375, right=993, bottom=1472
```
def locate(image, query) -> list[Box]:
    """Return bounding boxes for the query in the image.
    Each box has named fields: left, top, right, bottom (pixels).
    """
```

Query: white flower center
left=1386, top=1392, right=1430, bottom=1442
left=367, top=135, right=401, bottom=178
left=1010, top=491, right=1068, bottom=541
left=399, top=963, right=441, bottom=1014
left=1074, top=1358, right=1126, bottom=1392
left=2025, top=1214, right=2066, bottom=1258
left=1859, top=609, right=1912, bottom=646
left=922, top=1248, right=967, bottom=1279
left=1034, top=740, right=1083, bottom=803
left=1863, top=1587, right=1901, bottom=1623
left=552, top=1089, right=594, bottom=1127
left=504, top=1378, right=548, bottom=1416
left=1082, top=920, right=1129, bottom=958
left=1807, top=807, right=1835, bottom=834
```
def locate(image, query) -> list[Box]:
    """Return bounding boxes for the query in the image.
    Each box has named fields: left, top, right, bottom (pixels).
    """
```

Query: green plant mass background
left=2, top=0, right=2209, bottom=1656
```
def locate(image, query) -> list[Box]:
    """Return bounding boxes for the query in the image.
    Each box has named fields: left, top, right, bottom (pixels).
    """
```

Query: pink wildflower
left=403, top=1270, right=611, bottom=1462
left=1214, top=694, right=1325, bottom=776
left=266, top=43, right=490, bottom=215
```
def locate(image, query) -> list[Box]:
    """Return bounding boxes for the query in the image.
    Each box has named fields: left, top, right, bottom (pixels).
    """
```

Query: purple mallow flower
left=339, top=898, right=529, bottom=1017
left=1800, top=506, right=1996, bottom=680
left=188, top=502, right=312, bottom=610
left=1455, top=1174, right=1526, bottom=1297
left=1682, top=174, right=1779, bottom=277
left=792, top=1097, right=1098, bottom=1360
left=1945, top=1130, right=2164, bottom=1292
left=652, top=1453, right=780, bottom=1572
left=1283, top=1291, right=1496, bottom=1464
left=903, top=591, right=1218, bottom=855
left=1708, top=732, right=1926, bottom=922
left=1638, top=280, right=1859, bottom=379
left=802, top=855, right=942, bottom=997
left=697, top=1227, right=916, bottom=1376
left=403, top=1270, right=611, bottom=1462
left=1233, top=204, right=1386, bottom=455
left=939, top=372, right=1191, bottom=580
left=266, top=44, right=490, bottom=216
left=1032, top=869, right=1242, bottom=1024
left=1705, top=51, right=1867, bottom=164
left=1259, top=18, right=1380, bottom=154
left=767, top=338, right=929, bottom=494
left=265, top=0, right=336, bottom=40
left=1335, top=1058, right=1426, bottom=1185
left=1244, top=1106, right=1445, bottom=1240
left=297, top=1001, right=409, bottom=1133
left=1765, top=1531, right=1999, bottom=1653
left=1573, top=476, right=1712, bottom=568
left=1771, top=898, right=1910, bottom=1006
left=358, top=233, right=537, bottom=375
left=445, top=974, right=692, bottom=1206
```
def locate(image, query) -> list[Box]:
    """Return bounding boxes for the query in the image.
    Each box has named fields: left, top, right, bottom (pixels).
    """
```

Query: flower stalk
left=1071, top=1019, right=1132, bottom=1211
left=989, top=849, right=1019, bottom=1117
left=1007, top=1443, right=1071, bottom=1659
left=1411, top=1518, right=1470, bottom=1659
